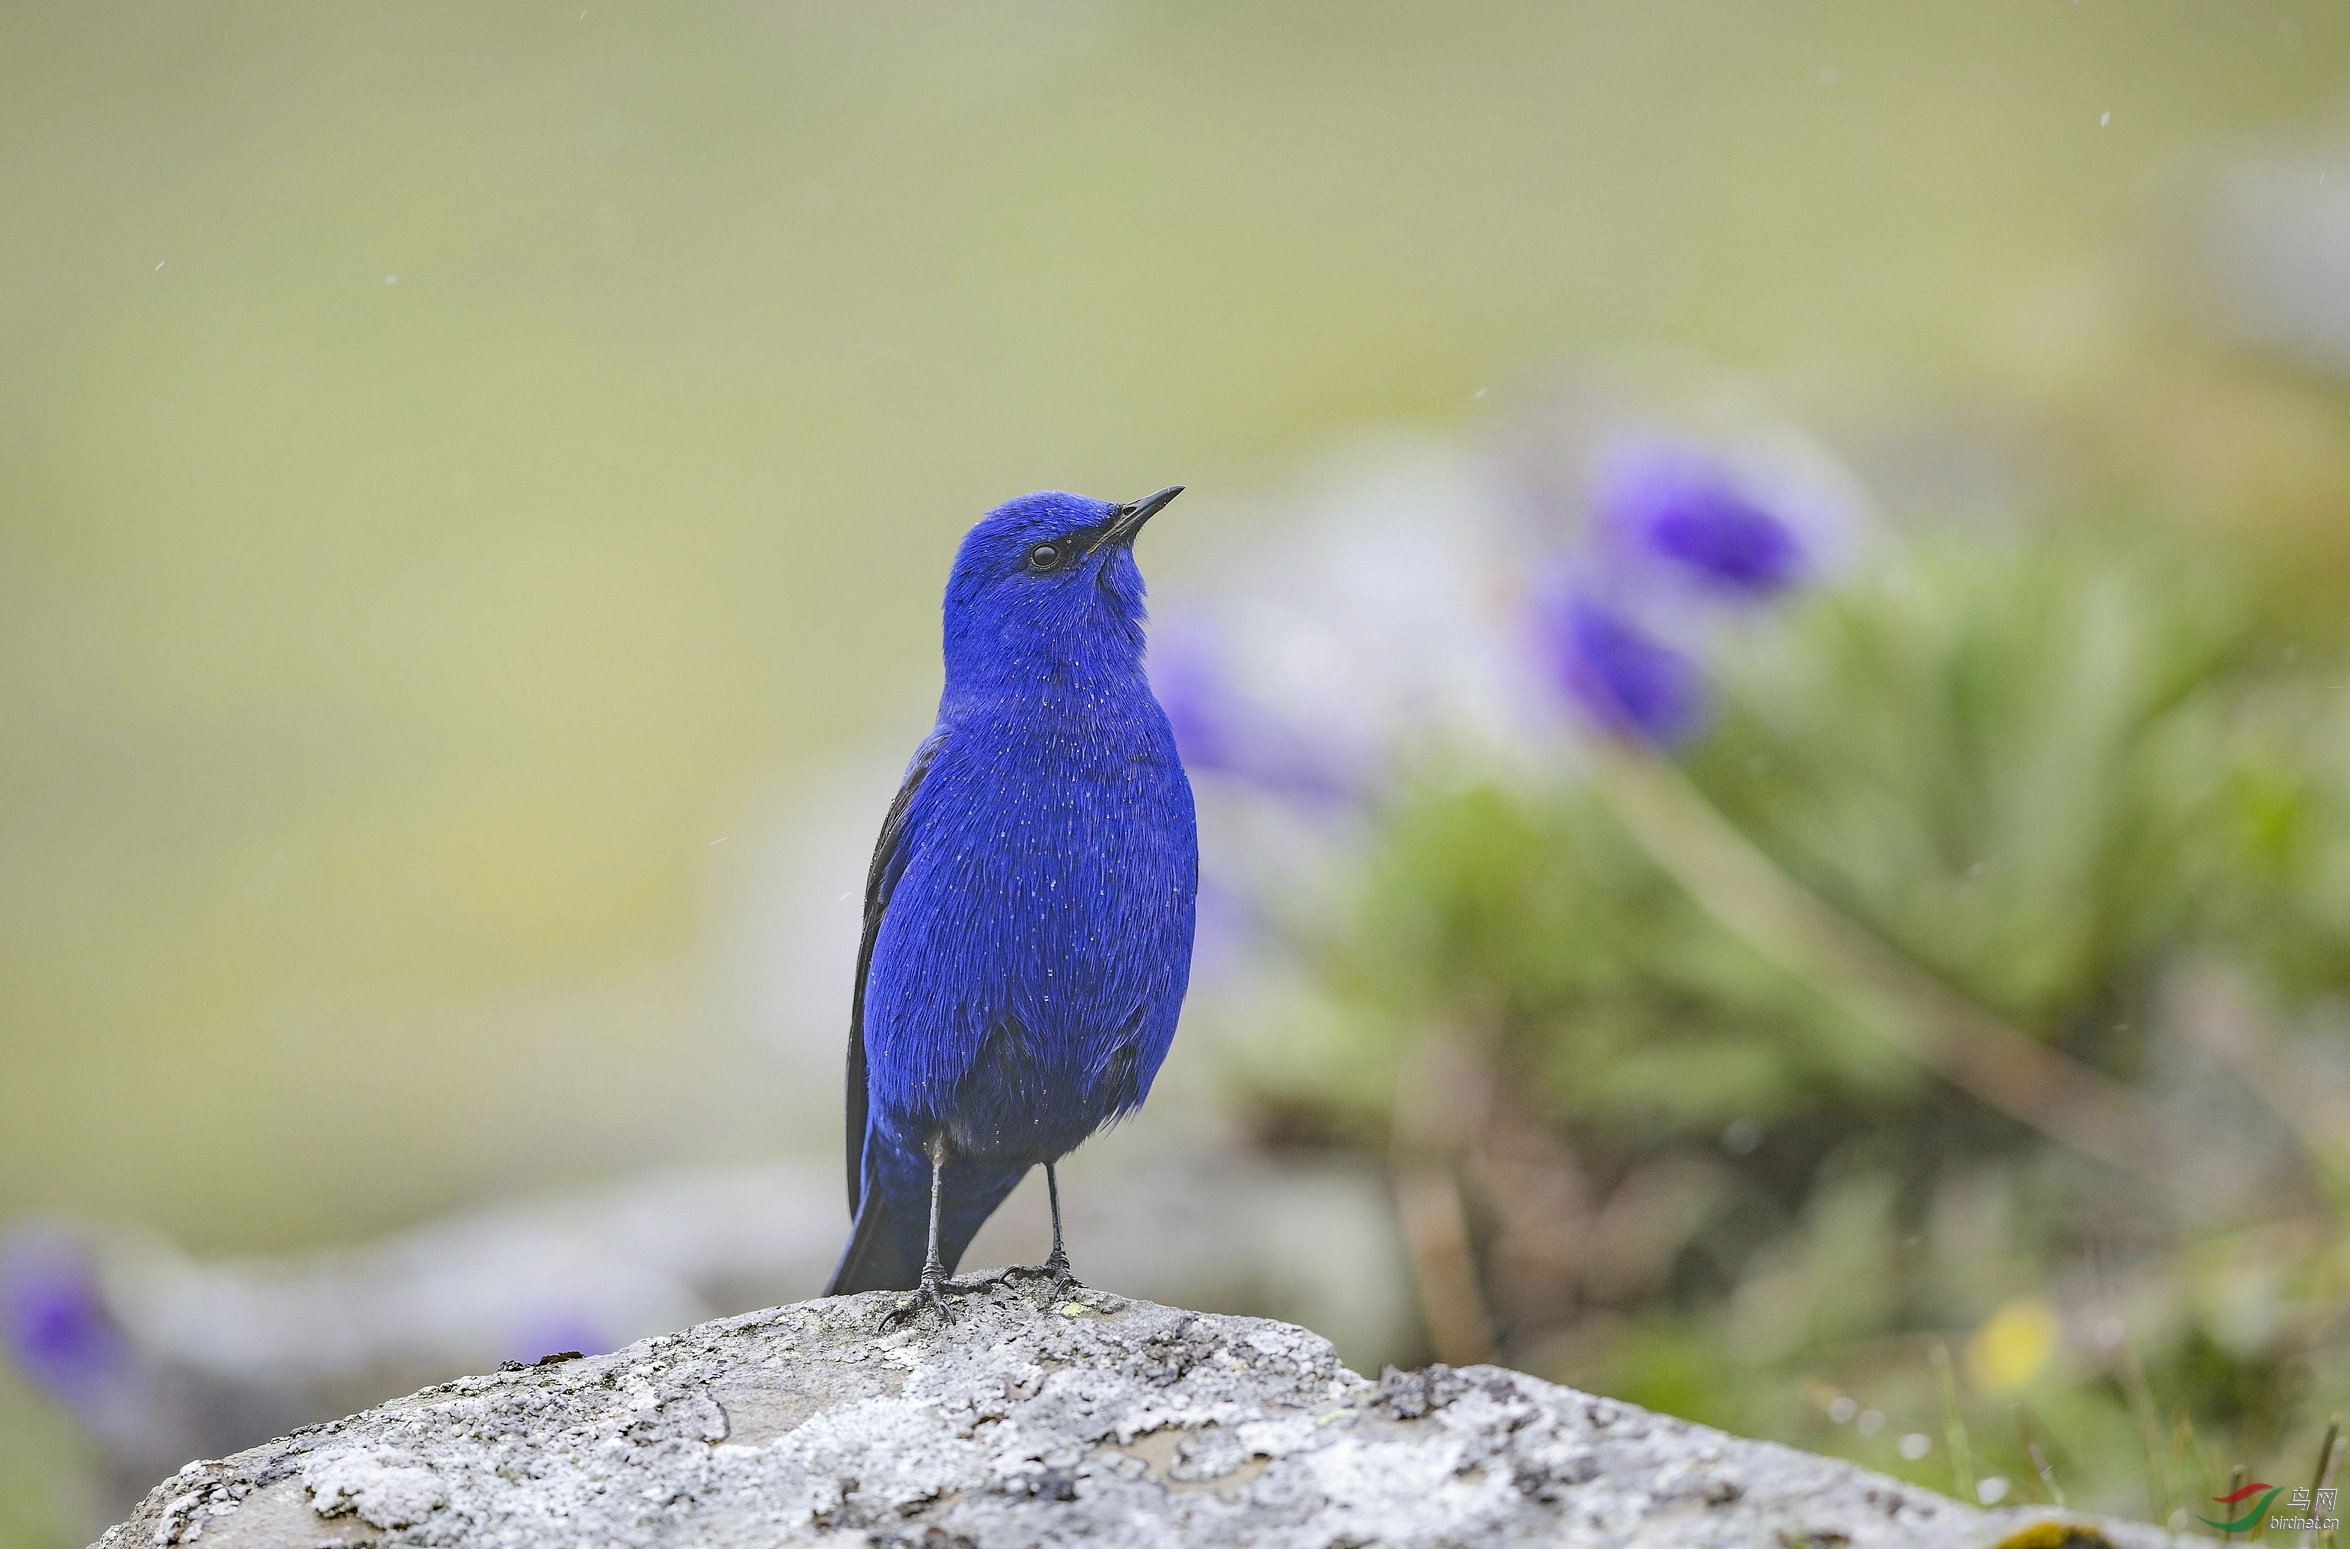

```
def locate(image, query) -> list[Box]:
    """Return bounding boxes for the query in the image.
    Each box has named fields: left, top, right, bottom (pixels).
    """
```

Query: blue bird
left=823, top=486, right=1198, bottom=1309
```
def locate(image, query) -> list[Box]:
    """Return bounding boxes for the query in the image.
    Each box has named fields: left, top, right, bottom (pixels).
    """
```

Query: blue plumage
left=824, top=487, right=1198, bottom=1302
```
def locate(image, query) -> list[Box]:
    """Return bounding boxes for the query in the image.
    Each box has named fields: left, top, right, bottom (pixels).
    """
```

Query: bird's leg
left=885, top=1135, right=958, bottom=1326
left=1041, top=1161, right=1082, bottom=1297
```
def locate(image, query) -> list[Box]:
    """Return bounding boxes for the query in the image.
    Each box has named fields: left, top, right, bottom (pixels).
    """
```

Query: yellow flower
left=1966, top=1297, right=2060, bottom=1396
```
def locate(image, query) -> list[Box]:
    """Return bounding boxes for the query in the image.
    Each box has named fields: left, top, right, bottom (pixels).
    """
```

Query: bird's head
left=941, top=486, right=1183, bottom=688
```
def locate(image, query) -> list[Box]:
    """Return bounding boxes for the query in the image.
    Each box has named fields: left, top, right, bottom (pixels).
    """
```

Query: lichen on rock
left=95, top=1273, right=2195, bottom=1547
left=303, top=1447, right=449, bottom=1529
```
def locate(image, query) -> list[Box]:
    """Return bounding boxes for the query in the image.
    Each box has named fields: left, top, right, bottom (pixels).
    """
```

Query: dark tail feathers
left=824, top=1187, right=929, bottom=1294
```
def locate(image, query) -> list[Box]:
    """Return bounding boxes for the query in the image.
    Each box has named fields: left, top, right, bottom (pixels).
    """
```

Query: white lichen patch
left=302, top=1447, right=448, bottom=1529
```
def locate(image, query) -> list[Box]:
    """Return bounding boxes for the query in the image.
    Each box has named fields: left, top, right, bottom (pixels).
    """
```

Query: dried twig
left=1392, top=1163, right=1495, bottom=1366
left=1391, top=1034, right=1499, bottom=1366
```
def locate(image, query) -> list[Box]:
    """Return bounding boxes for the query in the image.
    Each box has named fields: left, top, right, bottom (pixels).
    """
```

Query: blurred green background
left=8, top=1, right=2350, bottom=1542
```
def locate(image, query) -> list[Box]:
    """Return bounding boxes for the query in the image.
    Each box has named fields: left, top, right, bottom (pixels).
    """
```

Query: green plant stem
left=2018, top=1406, right=2065, bottom=1508
left=2306, top=1419, right=2343, bottom=1549
left=1930, top=1342, right=1976, bottom=1504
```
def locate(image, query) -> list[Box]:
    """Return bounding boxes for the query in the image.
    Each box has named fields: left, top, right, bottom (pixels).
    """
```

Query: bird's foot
left=880, top=1271, right=959, bottom=1328
left=1012, top=1250, right=1082, bottom=1302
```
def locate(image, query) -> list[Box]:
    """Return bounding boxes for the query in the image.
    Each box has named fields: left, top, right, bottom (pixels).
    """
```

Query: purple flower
left=2, top=1227, right=133, bottom=1400
left=1595, top=442, right=1805, bottom=598
left=1546, top=594, right=1705, bottom=745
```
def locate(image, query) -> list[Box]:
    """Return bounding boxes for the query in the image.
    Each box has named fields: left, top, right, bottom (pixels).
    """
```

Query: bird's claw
left=881, top=1274, right=958, bottom=1328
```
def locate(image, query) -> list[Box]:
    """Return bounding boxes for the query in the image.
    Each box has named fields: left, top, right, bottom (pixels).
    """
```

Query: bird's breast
left=859, top=689, right=1197, bottom=1138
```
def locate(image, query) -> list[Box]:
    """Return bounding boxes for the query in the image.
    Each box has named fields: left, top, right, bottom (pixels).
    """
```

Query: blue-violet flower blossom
left=1545, top=592, right=1706, bottom=745
left=2, top=1229, right=132, bottom=1401
left=1595, top=441, right=1805, bottom=598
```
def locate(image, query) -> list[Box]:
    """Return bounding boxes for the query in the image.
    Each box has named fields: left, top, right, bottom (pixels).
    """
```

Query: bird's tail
left=824, top=1185, right=927, bottom=1295
left=824, top=1153, right=1032, bottom=1295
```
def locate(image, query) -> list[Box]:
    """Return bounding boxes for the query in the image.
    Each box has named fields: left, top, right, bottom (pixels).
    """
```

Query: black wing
left=845, top=731, right=945, bottom=1214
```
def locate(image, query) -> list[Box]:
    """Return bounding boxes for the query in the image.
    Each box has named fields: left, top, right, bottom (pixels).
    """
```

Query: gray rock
left=97, top=1274, right=2192, bottom=1548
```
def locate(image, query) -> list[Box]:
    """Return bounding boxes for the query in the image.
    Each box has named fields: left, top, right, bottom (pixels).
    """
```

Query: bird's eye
left=1025, top=542, right=1063, bottom=572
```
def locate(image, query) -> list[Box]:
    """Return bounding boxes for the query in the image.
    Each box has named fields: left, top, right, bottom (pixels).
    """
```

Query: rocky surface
left=98, top=1272, right=2191, bottom=1548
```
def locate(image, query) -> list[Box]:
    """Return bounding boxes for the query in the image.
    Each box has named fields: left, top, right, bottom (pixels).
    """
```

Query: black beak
left=1098, top=485, right=1183, bottom=549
